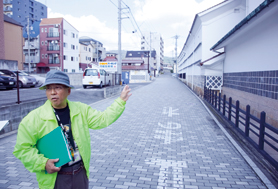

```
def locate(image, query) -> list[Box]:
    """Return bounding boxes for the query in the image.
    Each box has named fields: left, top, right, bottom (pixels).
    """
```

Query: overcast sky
left=37, top=0, right=223, bottom=58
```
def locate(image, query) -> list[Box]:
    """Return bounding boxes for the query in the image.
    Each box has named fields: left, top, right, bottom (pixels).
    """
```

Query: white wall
left=246, top=0, right=265, bottom=14
left=224, top=9, right=278, bottom=73
left=63, top=19, right=79, bottom=73
left=202, top=5, right=246, bottom=61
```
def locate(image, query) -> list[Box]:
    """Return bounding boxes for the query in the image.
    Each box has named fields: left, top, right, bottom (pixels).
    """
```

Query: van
left=82, top=68, right=112, bottom=89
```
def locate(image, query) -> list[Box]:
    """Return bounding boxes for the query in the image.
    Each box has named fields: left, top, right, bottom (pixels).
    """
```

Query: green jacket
left=13, top=98, right=126, bottom=189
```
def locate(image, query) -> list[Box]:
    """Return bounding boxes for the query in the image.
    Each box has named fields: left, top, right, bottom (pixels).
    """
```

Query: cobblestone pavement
left=0, top=73, right=273, bottom=189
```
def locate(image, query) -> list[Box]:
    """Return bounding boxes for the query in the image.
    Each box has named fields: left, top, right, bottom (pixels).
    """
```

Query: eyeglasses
left=45, top=85, right=65, bottom=92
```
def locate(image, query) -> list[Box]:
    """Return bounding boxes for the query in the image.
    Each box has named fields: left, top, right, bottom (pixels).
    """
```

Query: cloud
left=48, top=8, right=141, bottom=51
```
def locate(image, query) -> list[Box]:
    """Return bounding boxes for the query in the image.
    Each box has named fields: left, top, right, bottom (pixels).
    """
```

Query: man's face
left=45, top=84, right=71, bottom=109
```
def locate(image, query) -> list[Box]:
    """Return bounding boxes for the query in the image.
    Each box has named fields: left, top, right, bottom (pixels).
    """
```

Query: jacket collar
left=40, top=99, right=81, bottom=120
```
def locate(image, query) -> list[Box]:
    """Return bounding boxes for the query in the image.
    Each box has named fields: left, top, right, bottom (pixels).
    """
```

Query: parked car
left=82, top=68, right=112, bottom=89
left=12, top=70, right=37, bottom=88
left=0, top=71, right=16, bottom=90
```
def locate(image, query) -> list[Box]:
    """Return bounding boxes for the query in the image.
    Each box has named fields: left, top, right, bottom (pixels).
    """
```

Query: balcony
left=47, top=46, right=60, bottom=51
left=47, top=32, right=60, bottom=38
left=3, top=6, right=12, bottom=12
left=49, top=59, right=60, bottom=64
left=3, top=0, right=12, bottom=5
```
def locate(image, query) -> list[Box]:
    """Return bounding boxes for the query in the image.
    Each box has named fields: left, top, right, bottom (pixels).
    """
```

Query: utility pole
left=149, top=32, right=151, bottom=74
left=27, top=17, right=31, bottom=73
left=118, top=0, right=122, bottom=75
left=173, top=35, right=179, bottom=74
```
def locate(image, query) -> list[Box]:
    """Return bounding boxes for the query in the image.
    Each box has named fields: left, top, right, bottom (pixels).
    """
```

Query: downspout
left=212, top=47, right=224, bottom=94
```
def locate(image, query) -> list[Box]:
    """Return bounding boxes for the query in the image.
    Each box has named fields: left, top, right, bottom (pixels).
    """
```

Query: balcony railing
left=3, top=6, right=12, bottom=11
left=47, top=32, right=60, bottom=38
left=47, top=46, right=60, bottom=51
left=49, top=59, right=60, bottom=64
left=3, top=0, right=12, bottom=5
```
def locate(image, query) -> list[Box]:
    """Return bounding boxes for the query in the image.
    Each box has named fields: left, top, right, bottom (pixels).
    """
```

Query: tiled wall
left=224, top=71, right=278, bottom=100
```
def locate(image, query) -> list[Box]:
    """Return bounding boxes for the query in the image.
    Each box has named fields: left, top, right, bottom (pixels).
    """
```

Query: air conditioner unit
left=55, top=24, right=59, bottom=28
left=54, top=54, right=58, bottom=57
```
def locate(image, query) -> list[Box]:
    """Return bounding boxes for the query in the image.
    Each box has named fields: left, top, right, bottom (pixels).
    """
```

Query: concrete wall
left=0, top=59, right=18, bottom=70
left=0, top=99, right=46, bottom=135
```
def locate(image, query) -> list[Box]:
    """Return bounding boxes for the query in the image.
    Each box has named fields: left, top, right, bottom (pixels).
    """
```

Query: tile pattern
left=224, top=71, right=278, bottom=100
left=0, top=73, right=268, bottom=189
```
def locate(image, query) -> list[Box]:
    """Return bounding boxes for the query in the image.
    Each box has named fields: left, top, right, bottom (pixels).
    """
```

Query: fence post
left=223, top=95, right=226, bottom=116
left=235, top=100, right=239, bottom=128
left=228, top=97, right=232, bottom=121
left=209, top=89, right=212, bottom=104
left=214, top=91, right=217, bottom=108
left=218, top=92, right=221, bottom=111
left=259, top=111, right=266, bottom=150
left=245, top=105, right=250, bottom=137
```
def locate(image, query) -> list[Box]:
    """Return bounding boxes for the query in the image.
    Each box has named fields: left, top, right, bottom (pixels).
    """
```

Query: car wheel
left=18, top=81, right=23, bottom=88
left=99, top=82, right=103, bottom=88
left=6, top=87, right=13, bottom=90
left=83, top=85, right=87, bottom=89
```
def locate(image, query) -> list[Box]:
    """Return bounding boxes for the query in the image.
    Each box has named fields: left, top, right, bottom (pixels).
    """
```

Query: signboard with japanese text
left=99, top=62, right=117, bottom=73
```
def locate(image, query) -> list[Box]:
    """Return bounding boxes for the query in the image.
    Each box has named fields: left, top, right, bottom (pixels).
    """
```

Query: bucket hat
left=39, top=70, right=74, bottom=90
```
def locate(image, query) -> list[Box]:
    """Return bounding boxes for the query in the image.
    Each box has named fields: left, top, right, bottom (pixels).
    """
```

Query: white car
left=82, top=68, right=112, bottom=89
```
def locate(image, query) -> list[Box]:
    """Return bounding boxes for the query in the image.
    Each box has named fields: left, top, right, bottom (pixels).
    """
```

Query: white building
left=62, top=19, right=79, bottom=73
left=178, top=0, right=249, bottom=95
left=141, top=32, right=164, bottom=75
left=210, top=0, right=278, bottom=127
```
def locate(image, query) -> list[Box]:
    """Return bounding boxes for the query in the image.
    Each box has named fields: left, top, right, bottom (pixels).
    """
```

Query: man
left=13, top=70, right=131, bottom=189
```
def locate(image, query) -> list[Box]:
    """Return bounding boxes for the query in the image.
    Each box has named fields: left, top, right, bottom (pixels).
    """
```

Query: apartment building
left=141, top=32, right=164, bottom=75
left=23, top=20, right=40, bottom=72
left=38, top=18, right=79, bottom=73
left=3, top=0, right=47, bottom=27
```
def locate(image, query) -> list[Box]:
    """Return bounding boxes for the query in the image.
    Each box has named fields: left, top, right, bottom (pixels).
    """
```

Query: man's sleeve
left=13, top=114, right=48, bottom=173
left=87, top=97, right=126, bottom=130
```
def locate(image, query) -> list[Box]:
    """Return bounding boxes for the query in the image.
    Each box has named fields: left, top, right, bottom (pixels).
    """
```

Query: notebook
left=36, top=127, right=72, bottom=168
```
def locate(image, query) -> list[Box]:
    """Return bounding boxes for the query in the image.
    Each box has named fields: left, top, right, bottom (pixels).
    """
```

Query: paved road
left=0, top=73, right=275, bottom=188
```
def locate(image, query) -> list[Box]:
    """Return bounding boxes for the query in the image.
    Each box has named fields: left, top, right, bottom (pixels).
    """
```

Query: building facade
left=3, top=15, right=24, bottom=70
left=3, top=0, right=47, bottom=27
left=38, top=18, right=79, bottom=73
left=211, top=0, right=278, bottom=127
left=23, top=20, right=40, bottom=72
left=177, top=0, right=248, bottom=96
left=141, top=32, right=164, bottom=75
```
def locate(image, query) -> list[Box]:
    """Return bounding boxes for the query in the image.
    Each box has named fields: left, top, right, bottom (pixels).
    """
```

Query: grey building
left=3, top=0, right=47, bottom=27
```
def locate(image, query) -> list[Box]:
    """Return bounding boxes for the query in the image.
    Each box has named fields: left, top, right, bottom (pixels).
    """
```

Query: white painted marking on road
left=162, top=107, right=179, bottom=117
left=145, top=158, right=187, bottom=188
left=155, top=122, right=183, bottom=144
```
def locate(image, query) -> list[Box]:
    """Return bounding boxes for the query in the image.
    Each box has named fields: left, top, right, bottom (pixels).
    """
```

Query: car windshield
left=84, top=69, right=98, bottom=76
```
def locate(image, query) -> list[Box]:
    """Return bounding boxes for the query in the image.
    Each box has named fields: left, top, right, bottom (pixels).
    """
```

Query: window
left=45, top=41, right=47, bottom=45
left=76, top=34, right=78, bottom=38
left=76, top=46, right=78, bottom=50
left=72, top=69, right=75, bottom=73
left=42, top=54, right=44, bottom=59
left=64, top=69, right=68, bottom=72
left=71, top=45, right=75, bottom=50
left=45, top=54, right=48, bottom=58
left=45, top=28, right=47, bottom=32
left=64, top=55, right=67, bottom=60
left=89, top=48, right=90, bottom=52
left=72, top=33, right=75, bottom=38
left=71, top=57, right=74, bottom=61
left=63, top=42, right=67, bottom=48
left=41, top=41, right=44, bottom=45
left=63, top=30, right=67, bottom=35
left=41, top=28, right=43, bottom=32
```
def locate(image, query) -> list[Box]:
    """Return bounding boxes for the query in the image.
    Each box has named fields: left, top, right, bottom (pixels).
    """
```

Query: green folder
left=36, top=127, right=72, bottom=168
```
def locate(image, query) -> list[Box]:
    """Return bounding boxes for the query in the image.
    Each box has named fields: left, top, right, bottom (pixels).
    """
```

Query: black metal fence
left=204, top=87, right=278, bottom=170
